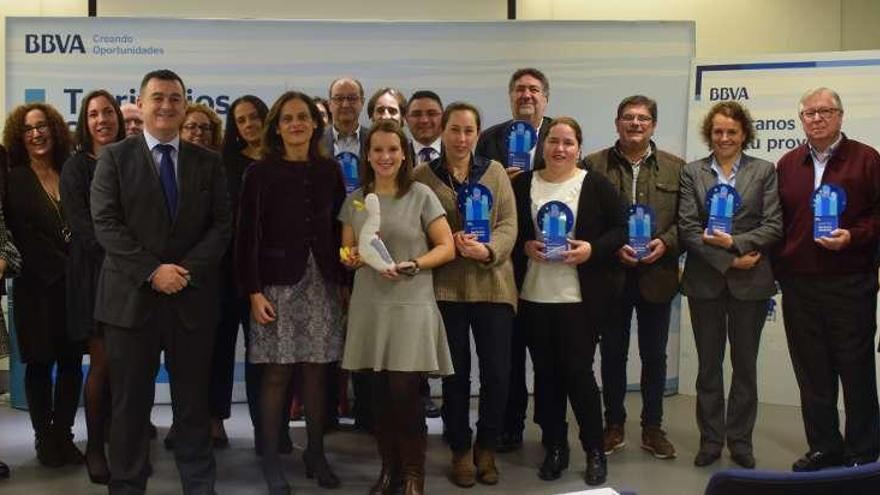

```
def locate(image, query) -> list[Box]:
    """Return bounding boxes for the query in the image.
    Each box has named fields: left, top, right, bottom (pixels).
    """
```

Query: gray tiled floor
left=0, top=393, right=811, bottom=494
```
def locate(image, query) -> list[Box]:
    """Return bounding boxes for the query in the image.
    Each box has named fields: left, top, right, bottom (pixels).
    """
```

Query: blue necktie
left=419, top=147, right=435, bottom=163
left=156, top=144, right=178, bottom=217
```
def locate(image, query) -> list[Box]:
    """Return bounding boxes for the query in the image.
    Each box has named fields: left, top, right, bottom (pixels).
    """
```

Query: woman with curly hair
left=3, top=102, right=82, bottom=468
left=180, top=102, right=223, bottom=151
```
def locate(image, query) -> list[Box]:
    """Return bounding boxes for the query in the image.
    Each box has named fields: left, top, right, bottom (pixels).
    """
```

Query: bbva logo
left=25, top=34, right=86, bottom=54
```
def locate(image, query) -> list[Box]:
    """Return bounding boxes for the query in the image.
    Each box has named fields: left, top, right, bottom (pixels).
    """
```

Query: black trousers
left=501, top=304, right=530, bottom=436
left=438, top=302, right=512, bottom=452
left=105, top=306, right=216, bottom=495
left=209, top=293, right=249, bottom=420
left=522, top=300, right=603, bottom=451
left=688, top=292, right=767, bottom=456
left=781, top=274, right=880, bottom=461
left=600, top=271, right=672, bottom=427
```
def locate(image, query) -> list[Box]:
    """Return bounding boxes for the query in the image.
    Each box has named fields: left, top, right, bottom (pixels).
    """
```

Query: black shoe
left=792, top=451, right=844, bottom=472
left=35, top=432, right=64, bottom=468
left=497, top=431, right=523, bottom=453
left=303, top=451, right=341, bottom=489
left=0, top=460, right=9, bottom=479
left=584, top=448, right=607, bottom=486
left=261, top=461, right=291, bottom=495
left=163, top=427, right=176, bottom=450
left=423, top=397, right=441, bottom=419
left=538, top=445, right=569, bottom=481
left=85, top=448, right=111, bottom=485
left=731, top=452, right=756, bottom=469
left=55, top=430, right=85, bottom=465
left=693, top=450, right=721, bottom=467
left=845, top=455, right=878, bottom=467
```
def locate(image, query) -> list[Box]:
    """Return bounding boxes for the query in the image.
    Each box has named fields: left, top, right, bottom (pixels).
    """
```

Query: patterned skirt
left=248, top=255, right=345, bottom=364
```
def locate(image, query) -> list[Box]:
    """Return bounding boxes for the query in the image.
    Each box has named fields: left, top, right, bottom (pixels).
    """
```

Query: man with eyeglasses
left=583, top=95, right=684, bottom=461
left=321, top=77, right=369, bottom=157
left=776, top=87, right=880, bottom=471
left=405, top=90, right=444, bottom=165
left=476, top=67, right=552, bottom=179
left=120, top=103, right=144, bottom=137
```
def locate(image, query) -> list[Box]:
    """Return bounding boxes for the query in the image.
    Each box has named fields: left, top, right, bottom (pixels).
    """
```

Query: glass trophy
left=537, top=200, right=575, bottom=261
left=628, top=204, right=655, bottom=259
left=335, top=152, right=360, bottom=194
left=705, top=183, right=741, bottom=235
left=505, top=120, right=537, bottom=172
left=457, top=183, right=493, bottom=243
left=812, top=183, right=847, bottom=238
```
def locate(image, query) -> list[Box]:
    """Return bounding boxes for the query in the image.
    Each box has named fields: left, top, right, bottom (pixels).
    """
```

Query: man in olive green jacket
left=582, top=95, right=684, bottom=461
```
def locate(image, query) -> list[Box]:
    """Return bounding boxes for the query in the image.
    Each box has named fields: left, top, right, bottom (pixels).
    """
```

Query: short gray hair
left=799, top=87, right=843, bottom=112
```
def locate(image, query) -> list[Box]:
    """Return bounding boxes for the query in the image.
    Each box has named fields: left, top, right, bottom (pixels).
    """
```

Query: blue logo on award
left=812, top=183, right=847, bottom=239
left=506, top=120, right=537, bottom=172
left=335, top=152, right=359, bottom=194
left=705, top=184, right=741, bottom=235
left=628, top=204, right=655, bottom=259
left=537, top=201, right=575, bottom=261
left=457, top=183, right=493, bottom=243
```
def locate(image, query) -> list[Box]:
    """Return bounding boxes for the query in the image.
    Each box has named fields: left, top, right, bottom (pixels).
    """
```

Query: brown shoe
left=473, top=445, right=499, bottom=485
left=450, top=448, right=476, bottom=487
left=641, top=426, right=676, bottom=459
left=603, top=424, right=625, bottom=455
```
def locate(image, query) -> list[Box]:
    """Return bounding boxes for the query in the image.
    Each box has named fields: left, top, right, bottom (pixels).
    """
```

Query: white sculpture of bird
left=358, top=193, right=396, bottom=272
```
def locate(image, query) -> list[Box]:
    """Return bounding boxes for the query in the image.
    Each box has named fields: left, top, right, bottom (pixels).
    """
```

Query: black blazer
left=60, top=151, right=104, bottom=340
left=476, top=116, right=553, bottom=171
left=90, top=134, right=232, bottom=330
left=511, top=170, right=627, bottom=326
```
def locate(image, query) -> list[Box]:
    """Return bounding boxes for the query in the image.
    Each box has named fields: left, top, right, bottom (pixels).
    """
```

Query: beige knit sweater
left=413, top=159, right=518, bottom=311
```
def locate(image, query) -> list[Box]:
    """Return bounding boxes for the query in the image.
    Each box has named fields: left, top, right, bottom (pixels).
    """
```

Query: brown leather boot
left=400, top=428, right=426, bottom=495
left=474, top=444, right=499, bottom=485
left=450, top=448, right=476, bottom=487
left=369, top=420, right=400, bottom=495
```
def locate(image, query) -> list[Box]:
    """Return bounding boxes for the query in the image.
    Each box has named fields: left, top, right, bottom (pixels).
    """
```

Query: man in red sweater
left=775, top=87, right=880, bottom=472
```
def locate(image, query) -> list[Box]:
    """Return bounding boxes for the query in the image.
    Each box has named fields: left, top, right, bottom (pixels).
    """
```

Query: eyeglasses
left=182, top=123, right=213, bottom=133
left=408, top=110, right=442, bottom=119
left=800, top=108, right=840, bottom=120
left=619, top=114, right=654, bottom=123
left=513, top=85, right=544, bottom=96
left=24, top=123, right=50, bottom=136
left=330, top=95, right=361, bottom=104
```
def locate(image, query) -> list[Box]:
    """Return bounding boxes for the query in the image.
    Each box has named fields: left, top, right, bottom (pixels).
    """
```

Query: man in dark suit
left=406, top=90, right=444, bottom=165
left=475, top=67, right=553, bottom=178
left=481, top=67, right=553, bottom=452
left=584, top=95, right=685, bottom=461
left=91, top=69, right=231, bottom=494
left=321, top=77, right=370, bottom=157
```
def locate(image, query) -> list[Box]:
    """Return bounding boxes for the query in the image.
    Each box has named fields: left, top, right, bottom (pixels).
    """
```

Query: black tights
left=84, top=336, right=110, bottom=452
left=260, top=362, right=330, bottom=468
left=24, top=355, right=83, bottom=437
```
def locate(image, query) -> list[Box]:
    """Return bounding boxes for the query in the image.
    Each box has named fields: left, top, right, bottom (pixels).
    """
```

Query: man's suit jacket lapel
left=175, top=143, right=197, bottom=228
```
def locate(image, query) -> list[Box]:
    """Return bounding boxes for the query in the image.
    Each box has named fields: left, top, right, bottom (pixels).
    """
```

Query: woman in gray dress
left=339, top=120, right=455, bottom=495
left=235, top=91, right=347, bottom=494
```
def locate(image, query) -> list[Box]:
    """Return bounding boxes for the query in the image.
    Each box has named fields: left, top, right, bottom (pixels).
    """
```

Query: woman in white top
left=510, top=117, right=626, bottom=487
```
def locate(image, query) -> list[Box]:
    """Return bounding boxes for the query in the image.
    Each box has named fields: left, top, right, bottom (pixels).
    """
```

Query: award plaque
left=812, top=183, right=847, bottom=238
left=537, top=200, right=575, bottom=261
left=505, top=120, right=538, bottom=172
left=457, top=183, right=493, bottom=243
left=705, top=184, right=741, bottom=235
left=628, top=204, right=655, bottom=259
left=335, top=152, right=360, bottom=194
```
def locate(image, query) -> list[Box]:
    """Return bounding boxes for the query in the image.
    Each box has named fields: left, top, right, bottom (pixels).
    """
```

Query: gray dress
left=339, top=183, right=454, bottom=375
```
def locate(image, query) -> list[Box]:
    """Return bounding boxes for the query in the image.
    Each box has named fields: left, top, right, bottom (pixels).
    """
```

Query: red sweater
left=775, top=135, right=880, bottom=277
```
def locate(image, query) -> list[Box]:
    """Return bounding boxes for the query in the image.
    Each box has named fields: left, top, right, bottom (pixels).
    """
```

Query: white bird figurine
left=358, top=193, right=396, bottom=272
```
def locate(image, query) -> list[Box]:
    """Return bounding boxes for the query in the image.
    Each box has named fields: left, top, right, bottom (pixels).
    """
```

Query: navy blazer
left=90, top=134, right=232, bottom=330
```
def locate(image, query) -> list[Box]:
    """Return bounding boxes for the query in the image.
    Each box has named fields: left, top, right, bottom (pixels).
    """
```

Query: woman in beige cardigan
left=413, top=101, right=517, bottom=488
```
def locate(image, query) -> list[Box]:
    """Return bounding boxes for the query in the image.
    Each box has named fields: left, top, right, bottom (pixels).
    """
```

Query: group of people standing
left=0, top=65, right=877, bottom=495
